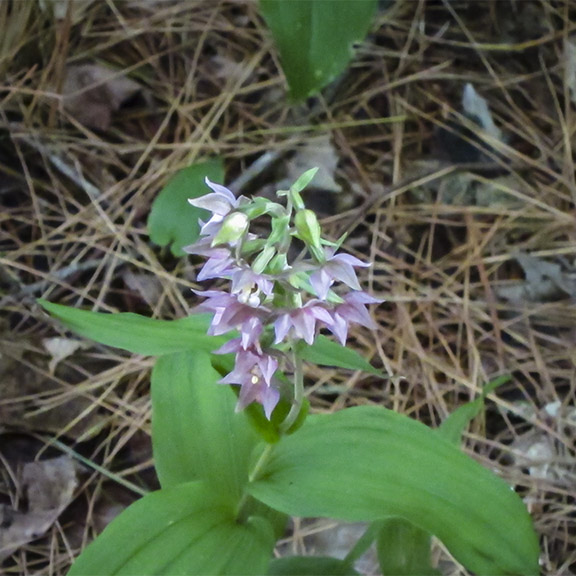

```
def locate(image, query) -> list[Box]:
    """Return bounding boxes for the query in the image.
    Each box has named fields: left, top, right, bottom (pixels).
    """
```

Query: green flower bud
left=212, top=211, right=249, bottom=246
left=252, top=244, right=276, bottom=274
left=268, top=253, right=288, bottom=275
left=294, top=209, right=322, bottom=253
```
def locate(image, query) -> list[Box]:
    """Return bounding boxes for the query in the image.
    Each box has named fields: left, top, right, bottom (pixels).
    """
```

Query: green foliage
left=151, top=351, right=259, bottom=499
left=249, top=406, right=539, bottom=576
left=37, top=300, right=230, bottom=356
left=67, top=481, right=275, bottom=576
left=38, top=301, right=381, bottom=379
left=268, top=556, right=359, bottom=576
left=148, top=159, right=224, bottom=256
left=299, top=334, right=383, bottom=376
left=260, top=0, right=378, bottom=101
left=374, top=518, right=440, bottom=576
left=438, top=375, right=510, bottom=445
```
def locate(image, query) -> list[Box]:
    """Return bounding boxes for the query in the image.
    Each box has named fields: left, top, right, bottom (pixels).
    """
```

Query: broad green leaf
left=375, top=518, right=440, bottom=576
left=439, top=375, right=510, bottom=445
left=260, top=0, right=378, bottom=101
left=148, top=159, right=224, bottom=256
left=151, top=350, right=259, bottom=499
left=268, top=556, right=359, bottom=576
left=249, top=406, right=539, bottom=576
left=299, top=335, right=383, bottom=376
left=68, top=481, right=274, bottom=575
left=38, top=300, right=229, bottom=356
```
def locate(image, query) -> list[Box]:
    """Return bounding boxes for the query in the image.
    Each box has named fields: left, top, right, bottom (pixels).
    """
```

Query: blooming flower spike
left=186, top=173, right=381, bottom=419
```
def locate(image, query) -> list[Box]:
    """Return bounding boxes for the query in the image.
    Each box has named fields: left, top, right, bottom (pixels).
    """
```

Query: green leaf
left=148, top=159, right=224, bottom=256
left=375, top=518, right=440, bottom=576
left=260, top=0, right=378, bottom=101
left=68, top=481, right=274, bottom=575
left=38, top=300, right=229, bottom=356
left=151, top=350, right=260, bottom=499
left=268, top=556, right=359, bottom=576
left=299, top=335, right=383, bottom=376
left=290, top=167, right=318, bottom=194
left=249, top=406, right=539, bottom=576
left=438, top=375, right=510, bottom=445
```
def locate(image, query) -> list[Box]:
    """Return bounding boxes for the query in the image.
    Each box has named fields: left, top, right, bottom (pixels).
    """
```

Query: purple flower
left=236, top=379, right=280, bottom=420
left=184, top=237, right=236, bottom=281
left=214, top=317, right=264, bottom=352
left=324, top=291, right=381, bottom=345
left=192, top=290, right=269, bottom=336
left=189, top=178, right=246, bottom=237
left=310, top=247, right=371, bottom=300
left=230, top=268, right=273, bottom=299
left=274, top=300, right=334, bottom=345
left=219, top=347, right=280, bottom=418
left=220, top=348, right=278, bottom=386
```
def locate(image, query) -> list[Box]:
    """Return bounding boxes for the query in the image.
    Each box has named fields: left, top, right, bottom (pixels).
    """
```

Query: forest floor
left=1, top=1, right=575, bottom=574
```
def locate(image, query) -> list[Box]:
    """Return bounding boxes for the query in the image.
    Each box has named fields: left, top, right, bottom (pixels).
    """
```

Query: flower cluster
left=185, top=170, right=380, bottom=419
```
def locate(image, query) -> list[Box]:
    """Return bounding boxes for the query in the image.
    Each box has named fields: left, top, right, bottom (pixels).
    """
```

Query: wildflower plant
left=39, top=169, right=539, bottom=576
left=185, top=169, right=379, bottom=427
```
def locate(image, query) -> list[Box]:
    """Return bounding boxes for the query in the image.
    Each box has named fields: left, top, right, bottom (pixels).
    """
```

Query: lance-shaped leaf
left=249, top=406, right=539, bottom=576
left=260, top=0, right=378, bottom=101
left=38, top=300, right=229, bottom=356
left=438, top=375, right=510, bottom=445
left=374, top=518, right=440, bottom=576
left=151, top=350, right=289, bottom=537
left=68, top=481, right=274, bottom=575
left=151, top=350, right=258, bottom=497
left=299, top=334, right=383, bottom=376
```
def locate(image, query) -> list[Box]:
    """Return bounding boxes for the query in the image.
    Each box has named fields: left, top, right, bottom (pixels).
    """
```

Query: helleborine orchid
left=184, top=170, right=380, bottom=421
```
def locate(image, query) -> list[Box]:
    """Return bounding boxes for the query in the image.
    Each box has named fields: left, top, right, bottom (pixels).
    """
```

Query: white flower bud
left=212, top=211, right=249, bottom=246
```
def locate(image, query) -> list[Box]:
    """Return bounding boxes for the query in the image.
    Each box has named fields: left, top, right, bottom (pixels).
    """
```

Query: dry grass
left=1, top=1, right=575, bottom=574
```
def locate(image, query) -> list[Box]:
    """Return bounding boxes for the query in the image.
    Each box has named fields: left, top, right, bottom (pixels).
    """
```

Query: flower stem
left=235, top=442, right=275, bottom=521
left=248, top=442, right=275, bottom=483
left=279, top=346, right=304, bottom=434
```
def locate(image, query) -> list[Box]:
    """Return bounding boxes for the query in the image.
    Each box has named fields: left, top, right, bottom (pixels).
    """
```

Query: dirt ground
left=1, top=1, right=575, bottom=574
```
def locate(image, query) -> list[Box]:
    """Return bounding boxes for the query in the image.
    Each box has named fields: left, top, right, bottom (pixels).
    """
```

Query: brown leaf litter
left=0, top=456, right=78, bottom=562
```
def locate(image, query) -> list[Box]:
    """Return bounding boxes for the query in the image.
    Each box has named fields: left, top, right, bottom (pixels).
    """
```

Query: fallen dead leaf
left=61, top=64, right=141, bottom=130
left=461, top=83, right=503, bottom=143
left=0, top=456, right=78, bottom=562
left=285, top=135, right=341, bottom=194
left=496, top=252, right=576, bottom=304
left=565, top=36, right=576, bottom=106
left=435, top=83, right=506, bottom=164
left=509, top=401, right=576, bottom=486
left=0, top=341, right=104, bottom=439
left=42, top=337, right=83, bottom=375
left=122, top=270, right=163, bottom=308
left=409, top=166, right=524, bottom=208
left=38, top=0, right=95, bottom=23
left=213, top=53, right=253, bottom=84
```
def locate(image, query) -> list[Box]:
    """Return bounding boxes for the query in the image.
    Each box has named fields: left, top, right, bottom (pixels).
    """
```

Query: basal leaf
left=38, top=300, right=229, bottom=356
left=68, top=481, right=274, bottom=575
left=299, top=335, right=383, bottom=376
left=374, top=518, right=440, bottom=576
left=260, top=0, right=378, bottom=101
left=148, top=159, right=224, bottom=256
left=249, top=406, right=539, bottom=576
left=151, top=350, right=260, bottom=499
